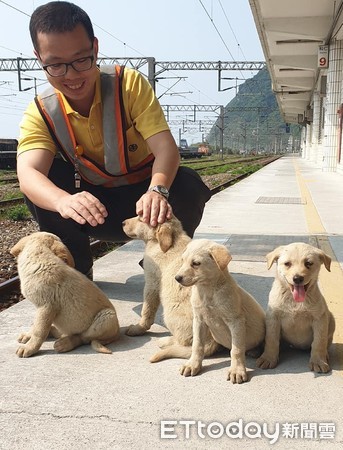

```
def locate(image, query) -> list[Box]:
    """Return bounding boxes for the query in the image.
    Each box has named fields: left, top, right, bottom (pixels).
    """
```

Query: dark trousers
left=25, top=159, right=211, bottom=273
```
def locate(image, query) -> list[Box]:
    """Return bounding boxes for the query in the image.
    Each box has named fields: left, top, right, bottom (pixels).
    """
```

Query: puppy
left=122, top=215, right=219, bottom=362
left=175, top=239, right=266, bottom=384
left=11, top=232, right=120, bottom=357
left=256, top=242, right=335, bottom=373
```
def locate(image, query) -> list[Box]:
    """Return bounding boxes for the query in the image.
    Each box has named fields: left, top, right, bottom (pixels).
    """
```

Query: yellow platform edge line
left=294, top=160, right=343, bottom=372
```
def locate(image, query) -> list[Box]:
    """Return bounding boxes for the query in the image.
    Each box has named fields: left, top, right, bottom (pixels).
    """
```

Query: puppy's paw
left=309, top=357, right=331, bottom=373
left=180, top=361, right=202, bottom=377
left=256, top=353, right=278, bottom=369
left=157, top=336, right=175, bottom=348
left=54, top=336, right=77, bottom=353
left=49, top=325, right=63, bottom=339
left=16, top=345, right=37, bottom=358
left=17, top=332, right=31, bottom=344
left=246, top=345, right=263, bottom=359
left=125, top=323, right=148, bottom=336
left=228, top=367, right=248, bottom=384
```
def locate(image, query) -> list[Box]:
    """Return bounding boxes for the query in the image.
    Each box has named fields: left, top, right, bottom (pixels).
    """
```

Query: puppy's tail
left=149, top=339, right=220, bottom=363
left=91, top=340, right=112, bottom=354
left=150, top=344, right=192, bottom=362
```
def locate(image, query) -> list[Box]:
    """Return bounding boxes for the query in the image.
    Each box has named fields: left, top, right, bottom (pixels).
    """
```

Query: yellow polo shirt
left=18, top=67, right=169, bottom=166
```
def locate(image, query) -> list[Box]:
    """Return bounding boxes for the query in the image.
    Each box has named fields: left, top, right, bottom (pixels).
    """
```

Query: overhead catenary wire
left=199, top=0, right=261, bottom=97
left=0, top=0, right=30, bottom=17
left=93, top=23, right=146, bottom=58
left=0, top=45, right=31, bottom=58
left=198, top=0, right=237, bottom=62
left=0, top=0, right=209, bottom=105
left=198, top=0, right=257, bottom=85
left=0, top=0, right=227, bottom=106
left=218, top=0, right=249, bottom=62
left=0, top=0, right=251, bottom=140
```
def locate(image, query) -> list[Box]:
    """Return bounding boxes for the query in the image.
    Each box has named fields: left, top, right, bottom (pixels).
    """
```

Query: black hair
left=29, top=1, right=94, bottom=51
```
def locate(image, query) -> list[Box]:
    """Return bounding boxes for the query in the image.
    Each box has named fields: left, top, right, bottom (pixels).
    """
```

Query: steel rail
left=0, top=155, right=280, bottom=301
left=0, top=239, right=104, bottom=298
left=0, top=197, right=24, bottom=208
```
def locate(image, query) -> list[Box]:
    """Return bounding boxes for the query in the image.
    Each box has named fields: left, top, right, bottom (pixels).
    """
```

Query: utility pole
left=147, top=57, right=156, bottom=91
left=21, top=76, right=37, bottom=95
left=241, top=122, right=247, bottom=153
left=256, top=112, right=260, bottom=153
left=17, top=57, right=23, bottom=92
left=219, top=106, right=224, bottom=159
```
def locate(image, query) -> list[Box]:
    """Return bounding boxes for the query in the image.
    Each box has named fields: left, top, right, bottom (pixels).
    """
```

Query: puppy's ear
left=51, top=241, right=75, bottom=267
left=316, top=249, right=331, bottom=272
left=266, top=246, right=284, bottom=269
left=156, top=222, right=173, bottom=253
left=210, top=244, right=232, bottom=271
left=10, top=236, right=31, bottom=257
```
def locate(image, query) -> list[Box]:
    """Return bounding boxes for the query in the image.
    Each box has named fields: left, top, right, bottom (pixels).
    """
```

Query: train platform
left=1, top=154, right=343, bottom=449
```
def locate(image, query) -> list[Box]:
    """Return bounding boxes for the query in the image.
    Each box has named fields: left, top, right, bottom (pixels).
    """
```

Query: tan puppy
left=122, top=215, right=219, bottom=362
left=11, top=232, right=120, bottom=357
left=256, top=242, right=335, bottom=373
left=175, top=239, right=266, bottom=384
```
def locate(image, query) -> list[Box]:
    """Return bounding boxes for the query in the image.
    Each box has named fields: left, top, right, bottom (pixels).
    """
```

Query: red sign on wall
left=318, top=45, right=329, bottom=68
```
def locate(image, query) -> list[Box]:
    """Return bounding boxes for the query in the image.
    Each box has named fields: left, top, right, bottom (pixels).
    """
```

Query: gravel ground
left=0, top=218, right=39, bottom=311
left=0, top=173, right=229, bottom=311
left=0, top=218, right=39, bottom=284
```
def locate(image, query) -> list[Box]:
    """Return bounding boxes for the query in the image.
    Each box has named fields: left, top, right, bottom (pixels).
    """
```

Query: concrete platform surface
left=1, top=155, right=342, bottom=449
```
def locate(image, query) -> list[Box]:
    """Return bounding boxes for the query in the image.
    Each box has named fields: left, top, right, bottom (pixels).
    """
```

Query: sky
left=0, top=0, right=265, bottom=143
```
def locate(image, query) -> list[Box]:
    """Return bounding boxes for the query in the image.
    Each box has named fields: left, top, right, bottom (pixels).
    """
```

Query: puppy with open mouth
left=256, top=242, right=335, bottom=373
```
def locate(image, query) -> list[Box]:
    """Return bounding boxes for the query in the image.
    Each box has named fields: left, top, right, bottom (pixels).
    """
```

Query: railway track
left=0, top=177, right=18, bottom=184
left=0, top=239, right=108, bottom=297
left=0, top=197, right=23, bottom=208
left=0, top=155, right=280, bottom=302
left=194, top=156, right=275, bottom=174
left=0, top=156, right=273, bottom=210
left=183, top=155, right=271, bottom=167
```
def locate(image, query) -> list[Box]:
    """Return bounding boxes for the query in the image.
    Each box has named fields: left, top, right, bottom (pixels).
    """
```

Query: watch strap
left=148, top=185, right=169, bottom=199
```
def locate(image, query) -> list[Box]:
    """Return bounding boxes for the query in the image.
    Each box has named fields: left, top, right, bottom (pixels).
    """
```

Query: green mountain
left=207, top=68, right=301, bottom=153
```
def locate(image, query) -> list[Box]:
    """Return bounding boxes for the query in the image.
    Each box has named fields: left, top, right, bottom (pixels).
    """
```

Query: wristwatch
left=148, top=185, right=170, bottom=199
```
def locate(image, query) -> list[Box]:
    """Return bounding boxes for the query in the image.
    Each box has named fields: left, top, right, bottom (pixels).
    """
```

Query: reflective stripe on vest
left=36, top=65, right=154, bottom=187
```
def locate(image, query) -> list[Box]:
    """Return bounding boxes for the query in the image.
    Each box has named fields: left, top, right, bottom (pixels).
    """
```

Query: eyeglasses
left=42, top=55, right=95, bottom=77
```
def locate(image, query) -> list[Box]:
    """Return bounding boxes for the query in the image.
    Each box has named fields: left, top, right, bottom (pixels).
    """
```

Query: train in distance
left=0, top=137, right=213, bottom=169
left=0, top=138, right=17, bottom=170
left=178, top=138, right=211, bottom=159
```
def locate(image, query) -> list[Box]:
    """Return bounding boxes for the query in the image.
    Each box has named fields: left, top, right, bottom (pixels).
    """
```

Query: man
left=17, top=1, right=211, bottom=277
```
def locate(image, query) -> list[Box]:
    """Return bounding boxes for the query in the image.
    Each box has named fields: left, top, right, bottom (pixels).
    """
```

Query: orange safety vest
left=35, top=65, right=154, bottom=187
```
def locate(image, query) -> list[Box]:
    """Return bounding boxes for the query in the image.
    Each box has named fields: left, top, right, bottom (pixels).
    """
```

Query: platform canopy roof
left=249, top=0, right=343, bottom=123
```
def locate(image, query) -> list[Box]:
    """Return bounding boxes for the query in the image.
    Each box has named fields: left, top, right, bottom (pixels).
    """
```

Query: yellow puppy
left=122, top=215, right=219, bottom=362
left=176, top=239, right=265, bottom=384
left=11, top=232, right=120, bottom=357
left=256, top=242, right=335, bottom=373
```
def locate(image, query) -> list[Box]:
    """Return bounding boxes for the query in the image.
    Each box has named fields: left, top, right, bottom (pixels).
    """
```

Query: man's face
left=35, top=24, right=98, bottom=107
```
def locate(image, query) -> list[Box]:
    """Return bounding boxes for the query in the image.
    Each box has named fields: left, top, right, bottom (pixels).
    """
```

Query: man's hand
left=136, top=190, right=172, bottom=227
left=56, top=191, right=108, bottom=226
